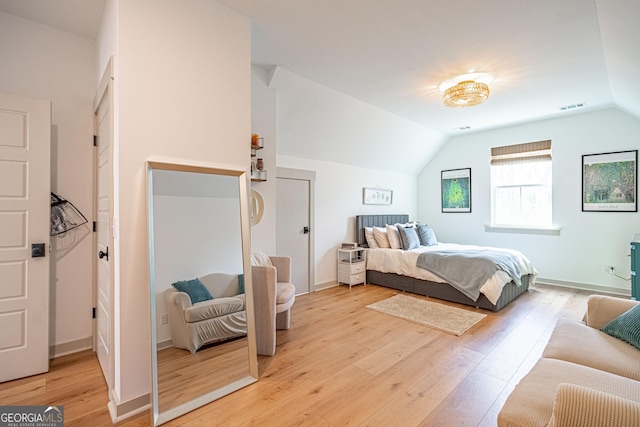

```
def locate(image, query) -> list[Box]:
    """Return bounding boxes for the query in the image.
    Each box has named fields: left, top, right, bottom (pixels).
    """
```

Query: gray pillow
left=397, top=226, right=421, bottom=250
left=416, top=224, right=438, bottom=246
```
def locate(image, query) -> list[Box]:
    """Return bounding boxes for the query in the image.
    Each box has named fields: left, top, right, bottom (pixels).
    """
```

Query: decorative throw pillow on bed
left=172, top=278, right=213, bottom=304
left=372, top=226, right=391, bottom=248
left=364, top=227, right=379, bottom=248
left=416, top=224, right=438, bottom=246
left=397, top=226, right=421, bottom=250
left=600, top=304, right=640, bottom=350
left=386, top=224, right=402, bottom=249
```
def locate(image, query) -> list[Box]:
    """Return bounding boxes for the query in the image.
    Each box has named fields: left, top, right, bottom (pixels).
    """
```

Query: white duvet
left=365, top=243, right=537, bottom=305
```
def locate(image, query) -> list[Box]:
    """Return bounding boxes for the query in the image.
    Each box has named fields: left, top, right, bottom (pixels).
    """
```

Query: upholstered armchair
left=250, top=253, right=296, bottom=356
left=164, top=272, right=246, bottom=353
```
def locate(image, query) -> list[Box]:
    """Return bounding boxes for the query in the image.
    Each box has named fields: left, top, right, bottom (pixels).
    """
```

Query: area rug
left=366, top=294, right=486, bottom=336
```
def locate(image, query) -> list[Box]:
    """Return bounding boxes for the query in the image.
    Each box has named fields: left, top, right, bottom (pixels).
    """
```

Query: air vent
left=558, top=102, right=586, bottom=111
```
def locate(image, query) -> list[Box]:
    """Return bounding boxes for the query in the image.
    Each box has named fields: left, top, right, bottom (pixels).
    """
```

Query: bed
left=355, top=214, right=536, bottom=312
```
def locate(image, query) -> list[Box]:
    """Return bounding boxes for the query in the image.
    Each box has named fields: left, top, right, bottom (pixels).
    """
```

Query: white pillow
left=250, top=252, right=273, bottom=266
left=386, top=224, right=402, bottom=249
left=372, top=226, right=391, bottom=248
left=364, top=227, right=379, bottom=248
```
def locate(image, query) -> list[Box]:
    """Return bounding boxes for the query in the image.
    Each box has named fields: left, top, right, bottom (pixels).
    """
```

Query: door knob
left=99, top=247, right=109, bottom=260
left=31, top=243, right=45, bottom=258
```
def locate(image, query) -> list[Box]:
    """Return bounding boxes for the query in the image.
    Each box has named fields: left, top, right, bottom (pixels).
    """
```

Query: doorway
left=276, top=168, right=315, bottom=295
left=92, top=58, right=115, bottom=390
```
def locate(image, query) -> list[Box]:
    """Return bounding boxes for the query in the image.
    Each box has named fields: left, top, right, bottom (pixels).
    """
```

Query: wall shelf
left=250, top=135, right=266, bottom=181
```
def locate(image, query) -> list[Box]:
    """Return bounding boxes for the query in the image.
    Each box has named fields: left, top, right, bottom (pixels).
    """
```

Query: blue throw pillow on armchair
left=172, top=278, right=213, bottom=304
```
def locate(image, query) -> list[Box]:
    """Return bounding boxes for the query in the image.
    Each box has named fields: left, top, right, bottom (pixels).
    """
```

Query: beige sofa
left=165, top=272, right=246, bottom=353
left=498, top=295, right=640, bottom=427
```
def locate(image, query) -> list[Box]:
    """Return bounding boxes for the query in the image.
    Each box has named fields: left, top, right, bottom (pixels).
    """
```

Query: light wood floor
left=0, top=283, right=609, bottom=426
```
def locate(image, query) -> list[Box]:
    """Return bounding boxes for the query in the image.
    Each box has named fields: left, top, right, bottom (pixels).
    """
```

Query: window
left=491, top=140, right=552, bottom=227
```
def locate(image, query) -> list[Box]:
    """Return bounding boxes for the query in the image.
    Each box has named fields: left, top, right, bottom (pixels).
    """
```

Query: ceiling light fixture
left=442, top=80, right=490, bottom=108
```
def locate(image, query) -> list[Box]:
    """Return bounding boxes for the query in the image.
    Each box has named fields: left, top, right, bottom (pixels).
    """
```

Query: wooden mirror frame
left=146, top=161, right=258, bottom=426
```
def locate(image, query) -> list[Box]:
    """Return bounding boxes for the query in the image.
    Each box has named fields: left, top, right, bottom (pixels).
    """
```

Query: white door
left=276, top=177, right=310, bottom=295
left=94, top=61, right=114, bottom=388
left=0, top=92, right=51, bottom=382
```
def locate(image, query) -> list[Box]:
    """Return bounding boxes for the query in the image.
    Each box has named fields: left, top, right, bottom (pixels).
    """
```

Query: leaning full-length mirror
left=147, top=161, right=257, bottom=426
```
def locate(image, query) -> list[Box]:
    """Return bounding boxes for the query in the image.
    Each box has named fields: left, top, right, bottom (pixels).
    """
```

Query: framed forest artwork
left=441, top=168, right=471, bottom=213
left=582, top=150, right=637, bottom=212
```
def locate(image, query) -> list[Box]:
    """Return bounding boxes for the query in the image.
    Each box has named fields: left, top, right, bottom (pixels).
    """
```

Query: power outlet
left=161, top=313, right=169, bottom=325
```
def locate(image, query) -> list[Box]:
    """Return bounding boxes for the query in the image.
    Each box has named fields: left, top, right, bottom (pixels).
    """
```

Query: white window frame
left=487, top=140, right=560, bottom=235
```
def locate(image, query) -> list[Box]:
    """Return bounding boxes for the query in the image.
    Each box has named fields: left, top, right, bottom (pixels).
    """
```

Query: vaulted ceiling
left=3, top=0, right=639, bottom=170
left=218, top=0, right=640, bottom=136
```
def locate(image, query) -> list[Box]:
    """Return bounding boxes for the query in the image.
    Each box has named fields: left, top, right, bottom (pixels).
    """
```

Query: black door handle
left=31, top=243, right=45, bottom=258
left=99, top=247, right=109, bottom=260
left=303, top=226, right=310, bottom=234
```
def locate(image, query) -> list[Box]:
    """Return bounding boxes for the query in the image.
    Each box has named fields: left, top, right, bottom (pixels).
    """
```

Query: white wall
left=251, top=66, right=424, bottom=287
left=278, top=155, right=416, bottom=286
left=418, top=108, right=640, bottom=294
left=152, top=194, right=243, bottom=343
left=97, top=0, right=251, bottom=412
left=250, top=66, right=277, bottom=254
left=0, top=11, right=96, bottom=354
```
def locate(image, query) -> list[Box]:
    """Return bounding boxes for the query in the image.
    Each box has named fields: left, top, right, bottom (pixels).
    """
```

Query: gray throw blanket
left=416, top=248, right=523, bottom=301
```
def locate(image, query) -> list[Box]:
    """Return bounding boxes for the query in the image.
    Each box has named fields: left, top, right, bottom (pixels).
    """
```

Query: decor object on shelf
left=250, top=134, right=267, bottom=181
left=582, top=150, right=637, bottom=212
left=363, top=187, right=393, bottom=205
left=442, top=80, right=489, bottom=107
left=441, top=168, right=471, bottom=212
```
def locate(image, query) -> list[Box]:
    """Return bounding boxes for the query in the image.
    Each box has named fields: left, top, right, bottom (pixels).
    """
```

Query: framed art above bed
left=363, top=187, right=393, bottom=205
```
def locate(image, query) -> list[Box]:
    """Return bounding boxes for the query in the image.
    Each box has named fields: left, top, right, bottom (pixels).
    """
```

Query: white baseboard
left=108, top=390, right=150, bottom=423
left=49, top=336, right=93, bottom=359
left=536, top=277, right=631, bottom=296
left=314, top=281, right=337, bottom=291
left=157, top=339, right=173, bottom=351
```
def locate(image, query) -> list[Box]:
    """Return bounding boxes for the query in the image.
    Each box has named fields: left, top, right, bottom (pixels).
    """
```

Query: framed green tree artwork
left=582, top=150, right=637, bottom=212
left=441, top=168, right=471, bottom=213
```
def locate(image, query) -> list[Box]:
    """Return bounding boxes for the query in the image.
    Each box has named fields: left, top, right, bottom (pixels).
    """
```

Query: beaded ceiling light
left=442, top=80, right=490, bottom=108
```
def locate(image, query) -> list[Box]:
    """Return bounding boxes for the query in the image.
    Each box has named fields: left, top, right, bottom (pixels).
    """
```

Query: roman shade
left=491, top=140, right=552, bottom=165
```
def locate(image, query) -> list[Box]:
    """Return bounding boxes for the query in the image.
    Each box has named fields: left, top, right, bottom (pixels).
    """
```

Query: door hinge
left=92, top=307, right=96, bottom=319
left=93, top=135, right=98, bottom=146
left=93, top=221, right=97, bottom=232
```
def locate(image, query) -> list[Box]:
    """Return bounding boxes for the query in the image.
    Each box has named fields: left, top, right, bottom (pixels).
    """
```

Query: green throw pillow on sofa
left=601, top=304, right=640, bottom=350
left=237, top=273, right=245, bottom=294
left=172, top=278, right=213, bottom=304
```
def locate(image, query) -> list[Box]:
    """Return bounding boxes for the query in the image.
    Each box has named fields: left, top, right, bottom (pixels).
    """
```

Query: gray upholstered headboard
left=355, top=214, right=410, bottom=247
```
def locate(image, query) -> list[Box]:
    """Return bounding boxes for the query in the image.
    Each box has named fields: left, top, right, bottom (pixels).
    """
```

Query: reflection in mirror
left=147, top=162, right=257, bottom=426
